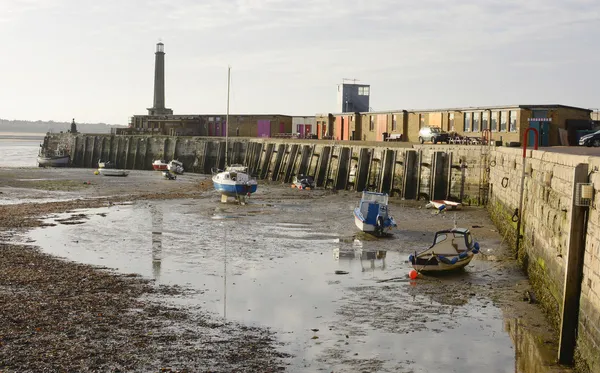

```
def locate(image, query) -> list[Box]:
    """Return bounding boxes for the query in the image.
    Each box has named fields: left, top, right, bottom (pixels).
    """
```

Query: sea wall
left=487, top=146, right=600, bottom=373
left=42, top=133, right=488, bottom=201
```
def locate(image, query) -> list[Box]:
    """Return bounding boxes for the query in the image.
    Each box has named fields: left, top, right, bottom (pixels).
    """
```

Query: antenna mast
left=225, top=66, right=231, bottom=167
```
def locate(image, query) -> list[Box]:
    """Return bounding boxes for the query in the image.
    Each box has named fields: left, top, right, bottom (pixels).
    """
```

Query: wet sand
left=0, top=168, right=573, bottom=372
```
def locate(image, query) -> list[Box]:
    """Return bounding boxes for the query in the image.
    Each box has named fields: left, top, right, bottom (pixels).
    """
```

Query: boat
left=409, top=228, right=480, bottom=272
left=37, top=148, right=70, bottom=167
left=292, top=174, right=315, bottom=190
left=167, top=160, right=184, bottom=174
left=98, top=159, right=116, bottom=169
left=426, top=200, right=462, bottom=211
left=98, top=168, right=129, bottom=177
left=152, top=160, right=168, bottom=171
left=212, top=67, right=258, bottom=204
left=353, top=191, right=397, bottom=235
left=162, top=170, right=176, bottom=180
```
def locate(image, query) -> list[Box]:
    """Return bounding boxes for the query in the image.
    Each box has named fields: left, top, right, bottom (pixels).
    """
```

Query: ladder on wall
left=478, top=131, right=492, bottom=205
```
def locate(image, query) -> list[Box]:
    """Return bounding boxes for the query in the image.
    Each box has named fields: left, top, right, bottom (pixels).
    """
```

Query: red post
left=522, top=128, right=539, bottom=158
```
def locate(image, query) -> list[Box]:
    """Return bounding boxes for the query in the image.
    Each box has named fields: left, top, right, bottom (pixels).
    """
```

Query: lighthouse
left=148, top=42, right=173, bottom=116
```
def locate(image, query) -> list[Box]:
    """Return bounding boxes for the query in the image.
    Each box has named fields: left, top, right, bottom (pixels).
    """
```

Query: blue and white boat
left=353, top=191, right=397, bottom=235
left=212, top=165, right=258, bottom=198
left=211, top=67, right=259, bottom=204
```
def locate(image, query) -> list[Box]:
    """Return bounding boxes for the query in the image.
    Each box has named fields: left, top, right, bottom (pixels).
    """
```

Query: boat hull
left=37, top=155, right=70, bottom=167
left=353, top=208, right=395, bottom=234
left=429, top=200, right=462, bottom=210
left=99, top=168, right=129, bottom=177
left=412, top=255, right=474, bottom=272
left=153, top=164, right=168, bottom=171
left=213, top=181, right=258, bottom=196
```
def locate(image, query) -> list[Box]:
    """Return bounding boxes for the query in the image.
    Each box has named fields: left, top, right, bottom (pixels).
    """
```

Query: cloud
left=1, top=0, right=599, bottom=122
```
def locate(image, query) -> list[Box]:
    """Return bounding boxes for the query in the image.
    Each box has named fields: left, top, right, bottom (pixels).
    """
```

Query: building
left=122, top=42, right=292, bottom=137
left=337, top=82, right=370, bottom=113
left=129, top=113, right=292, bottom=137
left=292, top=116, right=316, bottom=138
left=317, top=105, right=593, bottom=146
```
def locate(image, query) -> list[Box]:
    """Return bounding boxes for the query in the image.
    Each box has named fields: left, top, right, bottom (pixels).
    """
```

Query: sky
left=1, top=0, right=599, bottom=125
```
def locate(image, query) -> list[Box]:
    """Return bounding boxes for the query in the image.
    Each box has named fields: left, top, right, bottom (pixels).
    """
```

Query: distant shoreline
left=0, top=132, right=47, bottom=137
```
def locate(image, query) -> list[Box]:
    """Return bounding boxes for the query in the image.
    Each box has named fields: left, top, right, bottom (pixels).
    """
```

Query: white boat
left=167, top=160, right=184, bottom=174
left=98, top=168, right=129, bottom=177
left=37, top=148, right=69, bottom=167
left=212, top=67, right=258, bottom=204
left=152, top=160, right=168, bottom=171
left=409, top=228, right=480, bottom=272
left=353, top=191, right=397, bottom=235
left=426, top=200, right=462, bottom=211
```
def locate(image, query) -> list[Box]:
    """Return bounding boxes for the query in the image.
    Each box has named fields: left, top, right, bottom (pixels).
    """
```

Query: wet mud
left=0, top=168, right=574, bottom=372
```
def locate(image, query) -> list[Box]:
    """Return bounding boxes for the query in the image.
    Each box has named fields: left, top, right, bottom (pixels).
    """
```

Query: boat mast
left=225, top=66, right=231, bottom=167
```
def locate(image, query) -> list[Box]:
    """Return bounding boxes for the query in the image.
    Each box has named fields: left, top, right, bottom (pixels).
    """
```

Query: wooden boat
left=427, top=200, right=462, bottom=211
left=353, top=191, right=397, bottom=235
left=409, top=228, right=480, bottom=272
left=152, top=160, right=168, bottom=171
left=98, top=168, right=129, bottom=177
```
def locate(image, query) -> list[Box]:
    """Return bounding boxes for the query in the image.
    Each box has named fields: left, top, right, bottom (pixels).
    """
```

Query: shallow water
left=26, top=194, right=557, bottom=372
left=0, top=133, right=44, bottom=168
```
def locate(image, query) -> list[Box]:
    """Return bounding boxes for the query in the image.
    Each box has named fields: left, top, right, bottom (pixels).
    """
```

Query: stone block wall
left=578, top=157, right=600, bottom=373
left=488, top=146, right=600, bottom=372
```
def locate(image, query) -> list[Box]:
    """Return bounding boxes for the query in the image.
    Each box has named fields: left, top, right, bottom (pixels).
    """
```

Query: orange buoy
left=409, top=269, right=418, bottom=280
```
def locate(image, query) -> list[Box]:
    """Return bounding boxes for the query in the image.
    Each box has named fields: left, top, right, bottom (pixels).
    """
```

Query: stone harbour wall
left=487, top=146, right=600, bottom=373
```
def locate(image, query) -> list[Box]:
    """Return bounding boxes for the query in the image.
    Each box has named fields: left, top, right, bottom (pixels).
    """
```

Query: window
left=509, top=111, right=517, bottom=132
left=463, top=112, right=471, bottom=132
left=209, top=117, right=214, bottom=122
left=392, top=115, right=397, bottom=131
left=500, top=112, right=507, bottom=132
left=482, top=112, right=489, bottom=131
left=358, top=86, right=370, bottom=96
left=419, top=114, right=425, bottom=128
left=370, top=116, right=374, bottom=131
left=491, top=112, right=498, bottom=131
left=472, top=112, right=480, bottom=132
left=449, top=113, right=455, bottom=131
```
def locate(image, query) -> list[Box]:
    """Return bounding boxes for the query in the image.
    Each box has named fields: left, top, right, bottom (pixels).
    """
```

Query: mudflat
left=0, top=167, right=570, bottom=372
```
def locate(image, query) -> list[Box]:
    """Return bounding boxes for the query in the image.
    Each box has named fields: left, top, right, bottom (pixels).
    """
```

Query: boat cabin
left=429, top=228, right=474, bottom=255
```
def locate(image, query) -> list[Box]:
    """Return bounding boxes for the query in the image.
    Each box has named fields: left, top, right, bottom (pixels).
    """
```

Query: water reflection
left=333, top=244, right=387, bottom=272
left=150, top=203, right=163, bottom=281
left=504, top=318, right=571, bottom=373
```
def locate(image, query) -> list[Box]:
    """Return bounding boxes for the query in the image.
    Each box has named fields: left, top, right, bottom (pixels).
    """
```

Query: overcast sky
left=1, top=0, right=599, bottom=124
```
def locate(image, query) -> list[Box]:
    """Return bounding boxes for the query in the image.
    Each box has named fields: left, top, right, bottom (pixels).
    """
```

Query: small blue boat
left=353, top=191, right=397, bottom=235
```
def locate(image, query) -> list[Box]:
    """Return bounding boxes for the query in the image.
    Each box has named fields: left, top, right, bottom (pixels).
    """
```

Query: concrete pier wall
left=42, top=132, right=600, bottom=371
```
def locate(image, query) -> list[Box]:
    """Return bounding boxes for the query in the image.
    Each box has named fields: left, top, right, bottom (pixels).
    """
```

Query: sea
left=0, top=132, right=46, bottom=168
